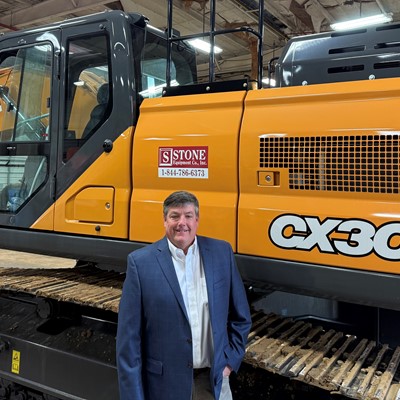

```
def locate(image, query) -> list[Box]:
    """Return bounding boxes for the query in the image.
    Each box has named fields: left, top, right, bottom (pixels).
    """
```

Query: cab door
left=49, top=15, right=137, bottom=239
left=0, top=30, right=60, bottom=228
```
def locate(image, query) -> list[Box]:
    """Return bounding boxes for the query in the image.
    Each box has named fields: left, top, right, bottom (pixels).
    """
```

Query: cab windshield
left=139, top=29, right=197, bottom=99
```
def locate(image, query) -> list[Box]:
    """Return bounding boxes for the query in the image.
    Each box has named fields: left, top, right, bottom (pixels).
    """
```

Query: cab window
left=63, top=35, right=111, bottom=162
left=0, top=45, right=52, bottom=142
left=139, top=32, right=196, bottom=99
left=0, top=155, right=47, bottom=212
left=0, top=44, right=51, bottom=213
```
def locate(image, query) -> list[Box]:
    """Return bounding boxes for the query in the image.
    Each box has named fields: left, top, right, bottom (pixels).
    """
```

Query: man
left=117, top=191, right=251, bottom=400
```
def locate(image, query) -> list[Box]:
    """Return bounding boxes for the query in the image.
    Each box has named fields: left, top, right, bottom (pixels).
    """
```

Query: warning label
left=12, top=350, right=20, bottom=374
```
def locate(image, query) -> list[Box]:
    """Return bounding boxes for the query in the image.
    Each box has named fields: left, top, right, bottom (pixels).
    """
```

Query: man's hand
left=223, top=365, right=233, bottom=377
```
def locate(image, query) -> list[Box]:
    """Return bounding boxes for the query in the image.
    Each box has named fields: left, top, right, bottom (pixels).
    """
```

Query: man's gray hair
left=163, top=191, right=199, bottom=218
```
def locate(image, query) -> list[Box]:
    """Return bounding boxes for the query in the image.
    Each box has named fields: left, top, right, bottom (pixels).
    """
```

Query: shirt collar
left=167, top=236, right=197, bottom=261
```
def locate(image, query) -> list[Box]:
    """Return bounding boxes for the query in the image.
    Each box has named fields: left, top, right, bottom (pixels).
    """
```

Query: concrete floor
left=0, top=249, right=76, bottom=269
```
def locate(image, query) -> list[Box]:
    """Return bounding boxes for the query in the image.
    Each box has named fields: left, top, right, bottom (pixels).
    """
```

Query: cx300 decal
left=269, top=214, right=400, bottom=261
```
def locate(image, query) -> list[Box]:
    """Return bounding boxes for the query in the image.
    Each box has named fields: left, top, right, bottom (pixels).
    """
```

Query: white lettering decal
left=158, top=146, right=208, bottom=179
left=298, top=217, right=340, bottom=252
left=269, top=215, right=306, bottom=248
left=269, top=214, right=400, bottom=261
left=374, top=223, right=400, bottom=260
left=334, top=220, right=375, bottom=256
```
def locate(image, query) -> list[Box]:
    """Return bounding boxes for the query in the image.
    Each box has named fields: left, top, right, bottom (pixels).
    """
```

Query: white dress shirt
left=168, top=237, right=214, bottom=368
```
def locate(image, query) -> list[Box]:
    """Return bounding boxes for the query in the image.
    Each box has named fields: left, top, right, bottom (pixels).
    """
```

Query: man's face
left=164, top=203, right=199, bottom=253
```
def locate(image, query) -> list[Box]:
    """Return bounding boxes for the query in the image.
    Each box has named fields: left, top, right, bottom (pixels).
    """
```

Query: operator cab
left=0, top=10, right=198, bottom=227
left=0, top=5, right=262, bottom=229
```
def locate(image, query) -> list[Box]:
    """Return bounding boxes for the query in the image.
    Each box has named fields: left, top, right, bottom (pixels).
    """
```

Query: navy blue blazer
left=116, top=235, right=251, bottom=400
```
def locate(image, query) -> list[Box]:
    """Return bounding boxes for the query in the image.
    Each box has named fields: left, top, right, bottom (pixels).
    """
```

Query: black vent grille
left=276, top=22, right=400, bottom=86
left=259, top=135, right=400, bottom=193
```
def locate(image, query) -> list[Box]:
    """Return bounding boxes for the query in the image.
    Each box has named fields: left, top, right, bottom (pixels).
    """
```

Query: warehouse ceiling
left=0, top=0, right=399, bottom=80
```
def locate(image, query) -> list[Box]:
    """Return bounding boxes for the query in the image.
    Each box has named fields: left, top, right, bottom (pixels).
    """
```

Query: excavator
left=1, top=0, right=400, bottom=398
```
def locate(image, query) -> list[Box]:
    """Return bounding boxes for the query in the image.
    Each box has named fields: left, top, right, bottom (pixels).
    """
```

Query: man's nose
left=177, top=215, right=186, bottom=224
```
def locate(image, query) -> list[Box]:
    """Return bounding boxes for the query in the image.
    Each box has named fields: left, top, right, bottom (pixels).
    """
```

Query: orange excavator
left=1, top=1, right=400, bottom=399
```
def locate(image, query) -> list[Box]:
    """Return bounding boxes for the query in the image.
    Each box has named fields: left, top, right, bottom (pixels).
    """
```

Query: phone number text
left=158, top=168, right=208, bottom=179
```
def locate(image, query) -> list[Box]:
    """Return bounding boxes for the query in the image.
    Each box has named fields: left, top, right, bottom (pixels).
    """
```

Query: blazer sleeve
left=116, top=253, right=145, bottom=400
left=225, top=244, right=252, bottom=372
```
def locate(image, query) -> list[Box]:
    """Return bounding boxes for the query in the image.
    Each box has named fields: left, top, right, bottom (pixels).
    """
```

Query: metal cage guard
left=166, top=0, right=265, bottom=89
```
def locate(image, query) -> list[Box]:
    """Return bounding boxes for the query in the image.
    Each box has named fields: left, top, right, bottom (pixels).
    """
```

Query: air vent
left=329, top=45, right=366, bottom=54
left=374, top=61, right=400, bottom=69
left=328, top=65, right=364, bottom=74
left=375, top=41, right=400, bottom=49
left=376, top=23, right=400, bottom=32
left=331, top=28, right=367, bottom=37
left=259, top=135, right=400, bottom=193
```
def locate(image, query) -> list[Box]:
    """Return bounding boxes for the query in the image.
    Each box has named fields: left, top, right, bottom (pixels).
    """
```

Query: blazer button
left=187, top=362, right=193, bottom=369
left=187, top=338, right=192, bottom=344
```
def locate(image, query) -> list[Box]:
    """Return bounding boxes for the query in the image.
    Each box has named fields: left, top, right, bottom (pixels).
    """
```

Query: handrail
left=166, top=0, right=265, bottom=88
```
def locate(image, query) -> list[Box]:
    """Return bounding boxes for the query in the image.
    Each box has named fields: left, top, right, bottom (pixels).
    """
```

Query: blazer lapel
left=198, top=236, right=215, bottom=319
left=156, top=238, right=190, bottom=322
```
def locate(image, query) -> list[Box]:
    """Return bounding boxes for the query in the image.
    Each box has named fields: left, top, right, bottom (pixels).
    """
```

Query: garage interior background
left=0, top=0, right=399, bottom=82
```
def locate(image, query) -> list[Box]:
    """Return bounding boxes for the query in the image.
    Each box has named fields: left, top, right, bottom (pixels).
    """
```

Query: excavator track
left=0, top=267, right=399, bottom=399
left=246, top=311, right=400, bottom=400
left=0, top=266, right=124, bottom=313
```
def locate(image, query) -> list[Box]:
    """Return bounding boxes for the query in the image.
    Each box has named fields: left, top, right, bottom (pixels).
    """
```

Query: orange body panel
left=30, top=78, right=400, bottom=276
left=239, top=78, right=400, bottom=274
left=0, top=67, right=12, bottom=138
left=32, top=205, right=54, bottom=231
left=68, top=187, right=114, bottom=223
left=47, top=128, right=133, bottom=238
left=130, top=91, right=246, bottom=248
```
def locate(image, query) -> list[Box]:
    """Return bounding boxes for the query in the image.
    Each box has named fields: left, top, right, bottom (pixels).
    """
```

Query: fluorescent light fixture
left=139, top=80, right=178, bottom=98
left=187, top=39, right=223, bottom=54
left=331, top=13, right=393, bottom=31
left=262, top=77, right=276, bottom=87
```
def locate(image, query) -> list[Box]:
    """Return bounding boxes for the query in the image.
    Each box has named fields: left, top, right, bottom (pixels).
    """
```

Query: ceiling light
left=139, top=80, right=178, bottom=98
left=331, top=13, right=393, bottom=31
left=187, top=39, right=223, bottom=54
left=262, top=77, right=276, bottom=87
